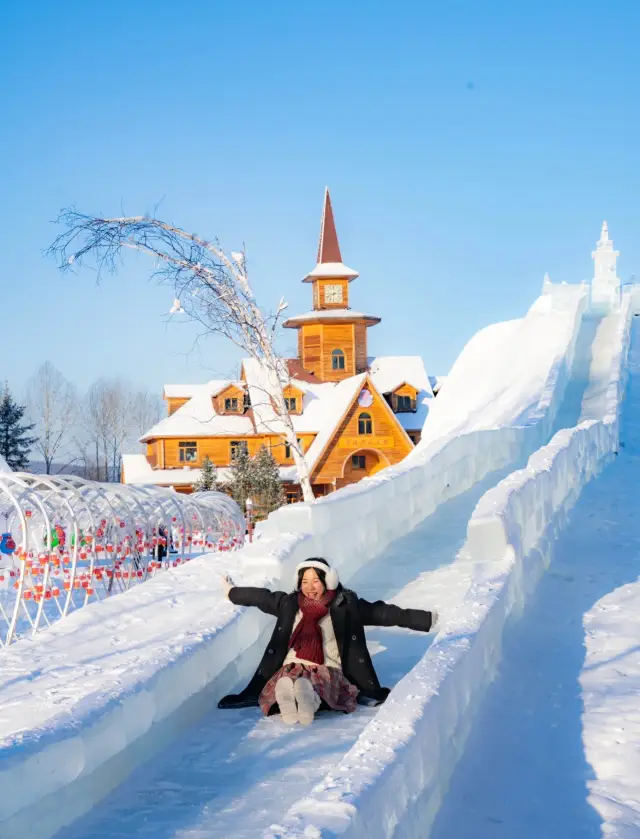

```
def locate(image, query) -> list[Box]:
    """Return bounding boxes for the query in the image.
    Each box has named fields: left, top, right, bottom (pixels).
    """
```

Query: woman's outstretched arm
left=227, top=585, right=287, bottom=616
left=357, top=597, right=436, bottom=632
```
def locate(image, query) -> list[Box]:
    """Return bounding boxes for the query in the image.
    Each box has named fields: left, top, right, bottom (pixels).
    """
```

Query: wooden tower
left=283, top=188, right=380, bottom=382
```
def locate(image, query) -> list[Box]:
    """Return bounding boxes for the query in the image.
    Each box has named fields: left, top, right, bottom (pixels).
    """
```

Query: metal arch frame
left=0, top=477, right=244, bottom=646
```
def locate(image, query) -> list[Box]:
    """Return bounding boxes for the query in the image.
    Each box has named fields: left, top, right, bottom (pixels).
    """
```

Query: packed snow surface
left=0, top=283, right=624, bottom=839
left=432, top=310, right=640, bottom=839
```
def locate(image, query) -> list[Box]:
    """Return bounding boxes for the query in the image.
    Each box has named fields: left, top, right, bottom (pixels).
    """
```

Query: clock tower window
left=331, top=349, right=346, bottom=370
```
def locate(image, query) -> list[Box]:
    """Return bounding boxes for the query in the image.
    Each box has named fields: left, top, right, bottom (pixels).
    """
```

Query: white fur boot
left=294, top=678, right=320, bottom=725
left=275, top=677, right=298, bottom=725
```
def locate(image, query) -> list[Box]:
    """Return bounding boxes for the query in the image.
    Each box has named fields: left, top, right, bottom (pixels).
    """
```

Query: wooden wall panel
left=394, top=384, right=419, bottom=398
left=354, top=323, right=368, bottom=373
left=146, top=441, right=158, bottom=467
left=160, top=433, right=316, bottom=468
left=301, top=325, right=323, bottom=376
left=166, top=397, right=189, bottom=416
left=312, top=384, right=412, bottom=483
left=322, top=324, right=354, bottom=381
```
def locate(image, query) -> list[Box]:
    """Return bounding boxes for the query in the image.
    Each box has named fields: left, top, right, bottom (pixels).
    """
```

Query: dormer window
left=224, top=397, right=239, bottom=412
left=395, top=395, right=416, bottom=412
left=332, top=349, right=345, bottom=371
left=284, top=397, right=297, bottom=412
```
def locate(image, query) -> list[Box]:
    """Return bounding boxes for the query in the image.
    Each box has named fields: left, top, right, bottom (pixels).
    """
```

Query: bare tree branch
left=48, top=210, right=315, bottom=501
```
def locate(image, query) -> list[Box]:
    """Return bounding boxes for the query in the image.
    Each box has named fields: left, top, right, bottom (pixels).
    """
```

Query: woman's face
left=301, top=568, right=326, bottom=600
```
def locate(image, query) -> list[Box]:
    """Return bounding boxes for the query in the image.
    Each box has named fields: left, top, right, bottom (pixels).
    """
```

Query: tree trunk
left=262, top=360, right=315, bottom=503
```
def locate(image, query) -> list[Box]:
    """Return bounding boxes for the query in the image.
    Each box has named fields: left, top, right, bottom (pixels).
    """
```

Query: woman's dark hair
left=297, top=566, right=327, bottom=591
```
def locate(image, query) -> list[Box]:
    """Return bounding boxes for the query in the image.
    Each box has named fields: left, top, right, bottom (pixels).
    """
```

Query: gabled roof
left=302, top=374, right=368, bottom=472
left=368, top=356, right=433, bottom=396
left=303, top=188, right=359, bottom=282
left=139, top=359, right=433, bottom=451
left=141, top=385, right=253, bottom=441
left=305, top=373, right=414, bottom=476
left=286, top=358, right=322, bottom=384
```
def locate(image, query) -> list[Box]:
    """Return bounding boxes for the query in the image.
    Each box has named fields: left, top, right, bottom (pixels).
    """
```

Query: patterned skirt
left=259, top=662, right=359, bottom=716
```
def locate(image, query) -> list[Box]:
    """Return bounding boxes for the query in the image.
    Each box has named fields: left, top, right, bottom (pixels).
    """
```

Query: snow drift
left=270, top=295, right=632, bottom=838
left=0, top=284, right=590, bottom=839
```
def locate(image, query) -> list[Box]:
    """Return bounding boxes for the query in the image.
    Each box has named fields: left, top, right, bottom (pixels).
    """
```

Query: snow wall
left=0, top=284, right=589, bottom=839
left=269, top=295, right=633, bottom=838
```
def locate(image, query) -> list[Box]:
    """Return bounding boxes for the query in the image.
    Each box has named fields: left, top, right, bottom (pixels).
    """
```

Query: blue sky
left=1, top=0, right=638, bottom=395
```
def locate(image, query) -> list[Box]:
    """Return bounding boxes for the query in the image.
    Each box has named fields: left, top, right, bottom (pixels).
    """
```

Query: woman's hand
left=221, top=574, right=236, bottom=598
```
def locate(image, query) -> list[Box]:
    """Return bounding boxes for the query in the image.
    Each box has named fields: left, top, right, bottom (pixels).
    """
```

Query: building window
left=284, top=397, right=297, bottom=412
left=331, top=349, right=345, bottom=370
left=179, top=441, right=197, bottom=463
left=408, top=433, right=418, bottom=445
left=358, top=412, right=373, bottom=435
left=285, top=438, right=302, bottom=459
left=286, top=491, right=298, bottom=504
left=243, top=391, right=251, bottom=410
left=351, top=454, right=366, bottom=470
left=396, top=395, right=416, bottom=412
left=224, top=397, right=239, bottom=412
left=230, top=440, right=248, bottom=460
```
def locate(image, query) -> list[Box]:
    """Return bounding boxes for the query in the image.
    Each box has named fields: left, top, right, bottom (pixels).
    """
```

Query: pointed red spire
left=317, top=187, right=342, bottom=264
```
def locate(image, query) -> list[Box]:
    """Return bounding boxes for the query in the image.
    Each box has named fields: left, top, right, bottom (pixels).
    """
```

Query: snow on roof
left=302, top=261, right=359, bottom=281
left=146, top=358, right=434, bottom=456
left=303, top=373, right=368, bottom=471
left=141, top=386, right=253, bottom=441
left=368, top=355, right=433, bottom=396
left=283, top=309, right=380, bottom=325
left=163, top=381, right=230, bottom=399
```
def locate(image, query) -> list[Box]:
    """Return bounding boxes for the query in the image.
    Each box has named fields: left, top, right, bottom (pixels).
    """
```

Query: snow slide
left=0, top=284, right=592, bottom=839
left=430, top=311, right=640, bottom=839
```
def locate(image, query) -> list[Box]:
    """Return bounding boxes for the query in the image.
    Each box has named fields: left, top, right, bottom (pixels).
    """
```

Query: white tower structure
left=591, top=221, right=620, bottom=311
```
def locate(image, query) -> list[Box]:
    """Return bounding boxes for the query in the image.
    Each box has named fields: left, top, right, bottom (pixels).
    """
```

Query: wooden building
left=122, top=189, right=434, bottom=499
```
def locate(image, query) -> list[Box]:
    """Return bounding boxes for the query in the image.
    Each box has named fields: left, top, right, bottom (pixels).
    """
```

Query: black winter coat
left=218, top=585, right=433, bottom=710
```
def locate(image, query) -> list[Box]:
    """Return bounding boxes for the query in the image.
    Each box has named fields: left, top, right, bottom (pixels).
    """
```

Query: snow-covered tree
left=48, top=211, right=315, bottom=501
left=193, top=455, right=218, bottom=492
left=26, top=361, right=77, bottom=473
left=225, top=444, right=253, bottom=510
left=251, top=445, right=284, bottom=516
left=0, top=384, right=37, bottom=470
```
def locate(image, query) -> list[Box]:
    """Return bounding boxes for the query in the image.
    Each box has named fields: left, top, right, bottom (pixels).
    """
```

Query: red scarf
left=288, top=590, right=336, bottom=664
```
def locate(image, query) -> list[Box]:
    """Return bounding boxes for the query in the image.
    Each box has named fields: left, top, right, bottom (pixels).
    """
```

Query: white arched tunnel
left=0, top=473, right=245, bottom=647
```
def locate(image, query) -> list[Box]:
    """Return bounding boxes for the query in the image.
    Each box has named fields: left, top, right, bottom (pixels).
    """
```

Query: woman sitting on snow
left=219, top=557, right=439, bottom=726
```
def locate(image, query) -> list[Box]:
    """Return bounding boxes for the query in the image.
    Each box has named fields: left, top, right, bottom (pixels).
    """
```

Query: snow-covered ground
left=430, top=315, right=640, bottom=839
left=46, top=295, right=603, bottom=839
left=57, top=469, right=501, bottom=839
left=2, top=284, right=634, bottom=839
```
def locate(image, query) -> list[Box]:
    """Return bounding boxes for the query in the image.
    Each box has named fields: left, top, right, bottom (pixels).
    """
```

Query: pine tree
left=225, top=444, right=253, bottom=510
left=193, top=455, right=218, bottom=492
left=0, top=383, right=37, bottom=470
left=251, top=445, right=285, bottom=518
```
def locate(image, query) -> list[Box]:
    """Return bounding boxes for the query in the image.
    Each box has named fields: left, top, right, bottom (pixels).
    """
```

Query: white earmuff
left=294, top=560, right=340, bottom=591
